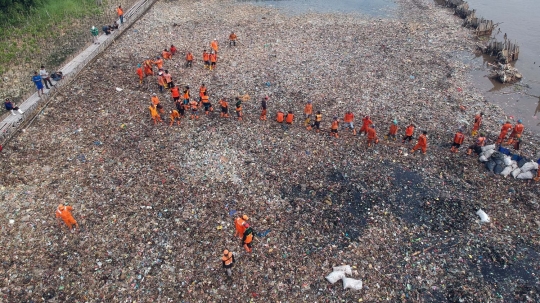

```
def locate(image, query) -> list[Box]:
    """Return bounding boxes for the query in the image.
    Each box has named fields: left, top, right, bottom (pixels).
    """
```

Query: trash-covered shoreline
left=0, top=0, right=538, bottom=302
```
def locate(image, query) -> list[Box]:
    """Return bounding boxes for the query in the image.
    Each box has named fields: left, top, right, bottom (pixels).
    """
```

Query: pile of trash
left=479, top=144, right=539, bottom=179
left=488, top=62, right=523, bottom=84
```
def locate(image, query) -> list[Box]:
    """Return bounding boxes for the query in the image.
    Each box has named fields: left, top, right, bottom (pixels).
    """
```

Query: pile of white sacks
left=479, top=145, right=539, bottom=179
left=325, top=265, right=363, bottom=291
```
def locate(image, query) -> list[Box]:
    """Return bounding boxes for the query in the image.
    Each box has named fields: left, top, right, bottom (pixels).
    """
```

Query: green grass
left=0, top=0, right=104, bottom=74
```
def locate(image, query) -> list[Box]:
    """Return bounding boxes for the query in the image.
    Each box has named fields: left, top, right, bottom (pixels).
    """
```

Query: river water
left=244, top=0, right=540, bottom=134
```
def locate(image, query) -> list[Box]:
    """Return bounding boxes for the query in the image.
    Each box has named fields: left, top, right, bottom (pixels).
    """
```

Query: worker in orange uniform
left=366, top=125, right=379, bottom=147
left=56, top=204, right=79, bottom=231
left=229, top=32, right=237, bottom=46
left=219, top=98, right=229, bottom=118
left=234, top=214, right=248, bottom=238
left=402, top=124, right=415, bottom=143
left=136, top=64, right=144, bottom=84
left=221, top=249, right=235, bottom=277
left=117, top=5, right=124, bottom=24
left=153, top=56, right=164, bottom=70
left=359, top=115, right=373, bottom=135
left=507, top=119, right=524, bottom=143
left=199, top=84, right=207, bottom=102
left=202, top=50, right=210, bottom=69
left=471, top=112, right=483, bottom=136
left=170, top=44, right=177, bottom=56
left=143, top=59, right=154, bottom=76
left=171, top=84, right=181, bottom=103
left=157, top=71, right=165, bottom=93
left=183, top=86, right=190, bottom=104
left=343, top=111, right=356, bottom=136
left=330, top=116, right=339, bottom=138
left=312, top=111, right=322, bottom=132
left=189, top=98, right=199, bottom=119
left=151, top=93, right=164, bottom=114
left=385, top=120, right=398, bottom=140
left=211, top=39, right=219, bottom=54
left=411, top=131, right=428, bottom=154
left=260, top=96, right=268, bottom=120
left=162, top=48, right=172, bottom=60
left=235, top=98, right=243, bottom=121
left=450, top=129, right=465, bottom=153
left=185, top=51, right=194, bottom=68
left=201, top=91, right=213, bottom=115
left=467, top=133, right=486, bottom=155
left=496, top=121, right=513, bottom=144
left=286, top=111, right=294, bottom=124
left=148, top=104, right=163, bottom=124
left=163, top=70, right=173, bottom=89
left=209, top=52, right=217, bottom=70
left=276, top=110, right=284, bottom=123
left=304, top=101, right=313, bottom=127
left=242, top=224, right=254, bottom=253
left=169, top=110, right=181, bottom=126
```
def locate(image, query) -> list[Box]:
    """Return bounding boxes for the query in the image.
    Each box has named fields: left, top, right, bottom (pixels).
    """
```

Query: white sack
left=500, top=166, right=513, bottom=177
left=517, top=171, right=534, bottom=180
left=476, top=209, right=490, bottom=223
left=342, top=277, right=363, bottom=290
left=503, top=156, right=512, bottom=166
left=481, top=144, right=496, bottom=152
left=520, top=162, right=539, bottom=173
left=479, top=155, right=488, bottom=162
left=483, top=149, right=496, bottom=159
left=511, top=168, right=521, bottom=178
left=511, top=161, right=518, bottom=169
left=325, top=271, right=345, bottom=284
left=333, top=265, right=352, bottom=275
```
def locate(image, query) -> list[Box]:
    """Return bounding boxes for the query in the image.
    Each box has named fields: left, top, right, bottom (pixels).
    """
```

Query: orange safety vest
left=170, top=110, right=180, bottom=119
left=117, top=7, right=123, bottom=16
left=514, top=123, right=524, bottom=134
left=203, top=52, right=209, bottom=61
left=234, top=217, right=246, bottom=233
left=304, top=104, right=313, bottom=115
left=171, top=87, right=180, bottom=98
left=367, top=127, right=377, bottom=139
left=389, top=124, right=398, bottom=135
left=229, top=33, right=237, bottom=40
left=331, top=120, right=339, bottom=130
left=202, top=95, right=209, bottom=104
left=190, top=101, right=198, bottom=110
left=454, top=133, right=464, bottom=144
left=184, top=90, right=190, bottom=99
left=244, top=233, right=253, bottom=244
left=344, top=113, right=354, bottom=123
left=405, top=126, right=414, bottom=136
left=418, top=134, right=427, bottom=146
left=220, top=99, right=228, bottom=108
left=315, top=114, right=322, bottom=122
left=148, top=106, right=159, bottom=117
left=276, top=112, right=284, bottom=123
left=286, top=113, right=294, bottom=123
left=199, top=86, right=207, bottom=97
left=151, top=96, right=160, bottom=105
left=210, top=53, right=217, bottom=63
left=186, top=53, right=193, bottom=61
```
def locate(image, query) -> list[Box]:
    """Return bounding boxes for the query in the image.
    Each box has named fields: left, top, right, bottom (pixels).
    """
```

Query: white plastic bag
left=333, top=265, right=352, bottom=275
left=503, top=156, right=512, bottom=166
left=517, top=171, right=534, bottom=180
left=481, top=144, right=495, bottom=152
left=520, top=162, right=539, bottom=173
left=511, top=160, right=518, bottom=169
left=476, top=209, right=490, bottom=223
left=342, top=277, right=363, bottom=290
left=500, top=166, right=513, bottom=177
left=511, top=168, right=521, bottom=178
left=483, top=149, right=495, bottom=159
left=479, top=155, right=488, bottom=162
left=325, top=271, right=345, bottom=284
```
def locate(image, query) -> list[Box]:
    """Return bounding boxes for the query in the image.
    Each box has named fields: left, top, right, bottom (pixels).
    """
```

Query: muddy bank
left=0, top=0, right=538, bottom=301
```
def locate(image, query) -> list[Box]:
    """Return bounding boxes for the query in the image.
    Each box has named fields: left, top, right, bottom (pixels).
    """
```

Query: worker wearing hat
left=221, top=249, right=235, bottom=277
left=91, top=26, right=99, bottom=44
left=234, top=214, right=249, bottom=238
left=507, top=119, right=524, bottom=144
left=55, top=204, right=79, bottom=231
left=386, top=120, right=398, bottom=140
left=471, top=112, right=484, bottom=136
left=451, top=129, right=465, bottom=153
left=211, top=38, right=219, bottom=54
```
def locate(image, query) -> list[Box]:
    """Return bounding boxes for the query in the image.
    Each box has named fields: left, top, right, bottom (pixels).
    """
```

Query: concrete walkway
left=0, top=0, right=157, bottom=143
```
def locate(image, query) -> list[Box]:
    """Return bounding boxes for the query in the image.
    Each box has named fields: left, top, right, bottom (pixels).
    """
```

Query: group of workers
left=222, top=214, right=254, bottom=277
